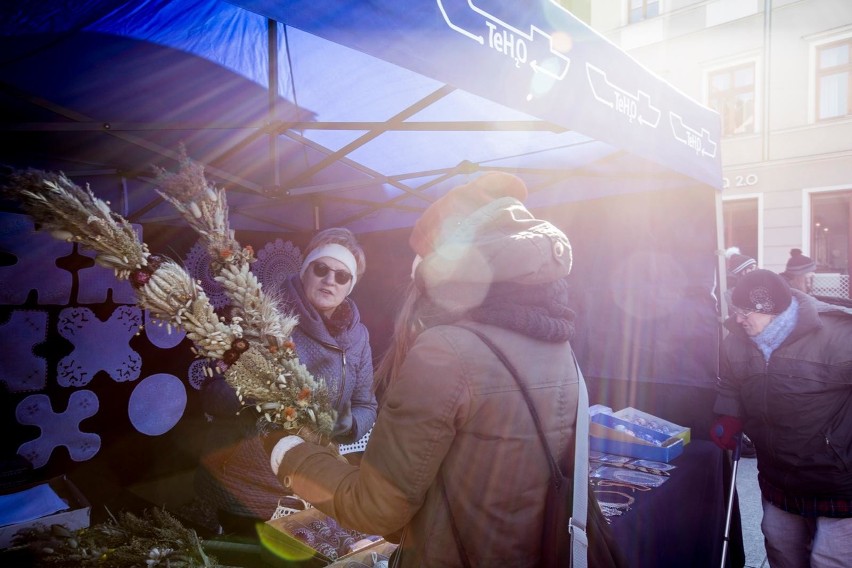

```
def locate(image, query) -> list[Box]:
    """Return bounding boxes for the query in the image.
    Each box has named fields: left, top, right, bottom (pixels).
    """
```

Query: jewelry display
left=598, top=461, right=670, bottom=476
left=592, top=465, right=668, bottom=488
left=593, top=490, right=635, bottom=518
left=611, top=468, right=668, bottom=487
left=594, top=479, right=652, bottom=492
left=631, top=459, right=677, bottom=472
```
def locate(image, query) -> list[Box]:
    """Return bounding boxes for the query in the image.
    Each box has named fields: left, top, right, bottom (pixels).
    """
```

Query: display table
left=602, top=440, right=745, bottom=568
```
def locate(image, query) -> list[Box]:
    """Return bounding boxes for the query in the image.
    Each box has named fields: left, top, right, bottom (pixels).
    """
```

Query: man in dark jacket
left=711, top=269, right=852, bottom=568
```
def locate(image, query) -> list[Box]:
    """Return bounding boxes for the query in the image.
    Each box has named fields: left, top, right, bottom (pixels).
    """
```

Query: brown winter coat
left=277, top=197, right=579, bottom=566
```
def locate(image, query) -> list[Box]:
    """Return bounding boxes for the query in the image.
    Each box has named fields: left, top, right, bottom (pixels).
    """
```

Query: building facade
left=584, top=0, right=852, bottom=297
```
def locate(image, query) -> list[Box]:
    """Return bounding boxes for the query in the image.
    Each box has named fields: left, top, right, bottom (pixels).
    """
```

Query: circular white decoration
left=128, top=373, right=186, bottom=436
left=252, top=238, right=302, bottom=293
left=144, top=310, right=187, bottom=349
left=188, top=359, right=211, bottom=391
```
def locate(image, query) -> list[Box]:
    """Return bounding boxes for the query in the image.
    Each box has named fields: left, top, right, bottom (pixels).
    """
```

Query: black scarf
left=467, top=278, right=575, bottom=342
left=419, top=278, right=576, bottom=342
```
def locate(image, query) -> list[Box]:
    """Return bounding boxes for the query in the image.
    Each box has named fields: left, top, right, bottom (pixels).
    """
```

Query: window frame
left=707, top=61, right=757, bottom=137
left=627, top=0, right=660, bottom=25
left=721, top=193, right=763, bottom=268
left=814, top=37, right=852, bottom=122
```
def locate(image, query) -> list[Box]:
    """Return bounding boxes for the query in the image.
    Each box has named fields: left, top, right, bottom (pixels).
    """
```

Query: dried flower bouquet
left=3, top=163, right=336, bottom=438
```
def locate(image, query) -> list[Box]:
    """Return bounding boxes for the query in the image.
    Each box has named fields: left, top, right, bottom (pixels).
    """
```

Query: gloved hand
left=710, top=415, right=743, bottom=450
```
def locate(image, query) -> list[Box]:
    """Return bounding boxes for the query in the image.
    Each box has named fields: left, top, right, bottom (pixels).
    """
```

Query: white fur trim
left=300, top=243, right=358, bottom=294
left=410, top=255, right=422, bottom=280
left=270, top=435, right=305, bottom=476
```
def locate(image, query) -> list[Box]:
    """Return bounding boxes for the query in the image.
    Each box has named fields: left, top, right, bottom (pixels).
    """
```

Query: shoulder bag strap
left=572, top=356, right=590, bottom=568
left=456, top=325, right=589, bottom=568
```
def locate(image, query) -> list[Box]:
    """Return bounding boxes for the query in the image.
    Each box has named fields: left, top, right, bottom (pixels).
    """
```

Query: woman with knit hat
left=779, top=248, right=852, bottom=316
left=266, top=173, right=622, bottom=567
left=711, top=269, right=852, bottom=567
left=196, top=227, right=378, bottom=535
left=781, top=248, right=817, bottom=294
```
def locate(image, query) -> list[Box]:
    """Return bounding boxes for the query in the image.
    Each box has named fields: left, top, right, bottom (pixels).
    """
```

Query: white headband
left=300, top=243, right=358, bottom=295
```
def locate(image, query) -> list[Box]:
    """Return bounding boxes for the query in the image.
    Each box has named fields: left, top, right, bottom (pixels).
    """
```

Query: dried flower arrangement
left=3, top=154, right=336, bottom=438
left=11, top=508, right=220, bottom=567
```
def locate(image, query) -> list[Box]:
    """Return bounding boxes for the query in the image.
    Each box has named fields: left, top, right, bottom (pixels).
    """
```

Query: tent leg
left=267, top=18, right=280, bottom=191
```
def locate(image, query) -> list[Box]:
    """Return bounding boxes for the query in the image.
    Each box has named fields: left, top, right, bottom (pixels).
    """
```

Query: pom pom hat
left=725, top=247, right=756, bottom=276
left=409, top=172, right=528, bottom=257
left=783, top=248, right=817, bottom=277
left=732, top=269, right=792, bottom=316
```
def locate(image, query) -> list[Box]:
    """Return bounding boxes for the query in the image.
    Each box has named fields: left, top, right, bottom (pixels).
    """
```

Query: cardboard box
left=326, top=538, right=397, bottom=567
left=613, top=407, right=691, bottom=445
left=590, top=413, right=684, bottom=463
left=0, top=475, right=91, bottom=549
left=260, top=507, right=384, bottom=567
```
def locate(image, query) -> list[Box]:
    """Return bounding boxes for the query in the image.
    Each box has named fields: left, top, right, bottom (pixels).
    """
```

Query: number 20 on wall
left=722, top=174, right=759, bottom=189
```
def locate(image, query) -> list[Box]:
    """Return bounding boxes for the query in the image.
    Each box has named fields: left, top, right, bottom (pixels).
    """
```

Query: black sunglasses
left=311, top=261, right=353, bottom=285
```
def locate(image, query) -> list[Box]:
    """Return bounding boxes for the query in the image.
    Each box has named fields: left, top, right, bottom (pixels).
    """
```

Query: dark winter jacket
left=276, top=197, right=579, bottom=567
left=196, top=273, right=377, bottom=520
left=715, top=290, right=852, bottom=502
left=281, top=273, right=377, bottom=442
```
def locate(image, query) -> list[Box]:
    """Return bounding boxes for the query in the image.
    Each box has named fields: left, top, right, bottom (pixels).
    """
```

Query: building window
left=722, top=198, right=758, bottom=263
left=628, top=0, right=659, bottom=24
left=816, top=38, right=852, bottom=121
left=811, top=191, right=851, bottom=276
left=708, top=63, right=755, bottom=136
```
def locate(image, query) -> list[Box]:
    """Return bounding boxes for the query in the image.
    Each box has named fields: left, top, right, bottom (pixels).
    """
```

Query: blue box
left=613, top=407, right=691, bottom=445
left=590, top=413, right=684, bottom=463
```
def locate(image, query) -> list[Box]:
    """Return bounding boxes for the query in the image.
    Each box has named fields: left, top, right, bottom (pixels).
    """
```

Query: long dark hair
left=372, top=279, right=425, bottom=394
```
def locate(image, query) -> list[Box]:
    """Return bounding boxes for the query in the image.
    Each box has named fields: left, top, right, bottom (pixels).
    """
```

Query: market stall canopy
left=1, top=0, right=724, bottom=405
left=0, top=0, right=721, bottom=235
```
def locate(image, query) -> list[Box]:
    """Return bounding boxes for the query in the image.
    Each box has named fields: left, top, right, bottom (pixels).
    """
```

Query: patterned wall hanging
left=16, top=390, right=101, bottom=469
left=251, top=238, right=302, bottom=293
left=0, top=310, right=48, bottom=393
left=0, top=213, right=72, bottom=305
left=55, top=306, right=143, bottom=387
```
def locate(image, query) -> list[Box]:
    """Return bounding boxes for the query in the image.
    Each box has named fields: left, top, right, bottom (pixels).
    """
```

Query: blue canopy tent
left=0, top=0, right=724, bottom=484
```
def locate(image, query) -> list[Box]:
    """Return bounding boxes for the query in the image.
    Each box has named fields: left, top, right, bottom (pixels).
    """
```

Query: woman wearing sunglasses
left=196, top=227, right=378, bottom=536
left=285, top=227, right=377, bottom=453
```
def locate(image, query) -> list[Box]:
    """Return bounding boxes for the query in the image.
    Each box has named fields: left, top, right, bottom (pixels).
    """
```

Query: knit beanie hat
left=409, top=172, right=528, bottom=257
left=725, top=247, right=756, bottom=276
left=783, top=248, right=816, bottom=276
left=731, top=269, right=792, bottom=315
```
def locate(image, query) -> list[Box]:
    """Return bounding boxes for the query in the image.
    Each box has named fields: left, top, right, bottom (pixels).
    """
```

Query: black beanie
left=731, top=269, right=792, bottom=315
left=784, top=248, right=816, bottom=276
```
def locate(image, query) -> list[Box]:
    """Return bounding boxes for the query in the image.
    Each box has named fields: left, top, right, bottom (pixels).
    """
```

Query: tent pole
left=716, top=190, right=729, bottom=335
left=268, top=19, right=280, bottom=191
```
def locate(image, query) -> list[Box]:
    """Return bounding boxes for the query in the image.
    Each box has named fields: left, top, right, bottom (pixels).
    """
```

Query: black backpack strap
left=455, top=325, right=590, bottom=567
